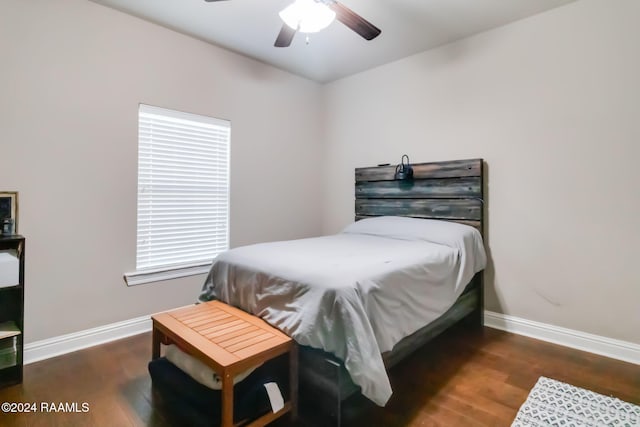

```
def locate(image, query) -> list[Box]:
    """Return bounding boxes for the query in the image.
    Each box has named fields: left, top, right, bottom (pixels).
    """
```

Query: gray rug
left=512, top=376, right=639, bottom=427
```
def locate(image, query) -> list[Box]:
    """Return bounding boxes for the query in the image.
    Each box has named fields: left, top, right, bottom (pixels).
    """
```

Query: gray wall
left=321, top=0, right=640, bottom=344
left=2, top=0, right=638, bottom=347
left=0, top=0, right=323, bottom=342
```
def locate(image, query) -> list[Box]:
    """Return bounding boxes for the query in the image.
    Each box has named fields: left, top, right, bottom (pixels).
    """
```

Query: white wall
left=322, top=0, right=640, bottom=344
left=0, top=0, right=323, bottom=342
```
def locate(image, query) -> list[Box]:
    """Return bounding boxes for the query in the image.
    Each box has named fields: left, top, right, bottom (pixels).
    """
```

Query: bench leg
left=221, top=372, right=234, bottom=427
left=290, top=344, right=299, bottom=421
left=152, top=327, right=161, bottom=360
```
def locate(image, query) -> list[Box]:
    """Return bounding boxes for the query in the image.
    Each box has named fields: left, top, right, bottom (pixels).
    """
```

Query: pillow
left=343, top=216, right=487, bottom=293
left=164, top=344, right=259, bottom=390
left=341, top=216, right=481, bottom=249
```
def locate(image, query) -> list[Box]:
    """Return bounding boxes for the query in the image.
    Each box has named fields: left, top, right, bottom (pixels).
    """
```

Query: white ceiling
left=90, top=0, right=576, bottom=83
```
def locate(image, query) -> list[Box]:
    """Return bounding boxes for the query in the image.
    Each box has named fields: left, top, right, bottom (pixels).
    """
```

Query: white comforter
left=199, top=217, right=486, bottom=406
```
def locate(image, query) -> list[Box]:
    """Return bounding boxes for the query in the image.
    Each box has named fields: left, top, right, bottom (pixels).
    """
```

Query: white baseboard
left=24, top=315, right=152, bottom=365
left=22, top=310, right=640, bottom=367
left=484, top=310, right=640, bottom=365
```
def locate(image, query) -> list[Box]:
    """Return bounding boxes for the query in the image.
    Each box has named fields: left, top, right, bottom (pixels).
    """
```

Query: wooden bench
left=152, top=301, right=298, bottom=427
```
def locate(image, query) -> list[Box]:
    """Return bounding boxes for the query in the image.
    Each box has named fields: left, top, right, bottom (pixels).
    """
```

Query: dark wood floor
left=0, top=323, right=638, bottom=427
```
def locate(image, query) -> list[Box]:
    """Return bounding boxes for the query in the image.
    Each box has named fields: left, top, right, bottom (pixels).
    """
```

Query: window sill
left=124, top=263, right=211, bottom=286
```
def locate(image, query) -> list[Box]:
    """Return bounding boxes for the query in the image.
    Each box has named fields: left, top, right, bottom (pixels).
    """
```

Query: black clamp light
left=394, top=154, right=414, bottom=180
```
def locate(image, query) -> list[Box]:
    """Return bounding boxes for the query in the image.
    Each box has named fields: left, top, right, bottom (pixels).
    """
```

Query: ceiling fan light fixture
left=279, top=0, right=336, bottom=34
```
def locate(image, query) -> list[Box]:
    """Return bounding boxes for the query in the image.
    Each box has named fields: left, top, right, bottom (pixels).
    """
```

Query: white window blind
left=136, top=104, right=230, bottom=273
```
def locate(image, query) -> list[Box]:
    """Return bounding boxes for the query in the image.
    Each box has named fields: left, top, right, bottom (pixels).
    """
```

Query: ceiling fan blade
left=328, top=1, right=381, bottom=41
left=274, top=24, right=296, bottom=47
left=204, top=0, right=230, bottom=2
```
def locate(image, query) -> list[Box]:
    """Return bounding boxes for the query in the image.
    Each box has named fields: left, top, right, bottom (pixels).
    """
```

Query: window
left=125, top=104, right=230, bottom=286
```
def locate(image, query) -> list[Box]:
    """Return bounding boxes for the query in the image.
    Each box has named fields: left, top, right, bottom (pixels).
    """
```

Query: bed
left=198, top=158, right=486, bottom=421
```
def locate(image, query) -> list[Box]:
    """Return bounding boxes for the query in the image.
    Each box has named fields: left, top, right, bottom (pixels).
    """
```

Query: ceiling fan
left=204, top=0, right=381, bottom=47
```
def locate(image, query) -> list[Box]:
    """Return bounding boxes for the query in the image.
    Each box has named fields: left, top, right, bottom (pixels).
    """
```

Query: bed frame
left=298, top=158, right=485, bottom=425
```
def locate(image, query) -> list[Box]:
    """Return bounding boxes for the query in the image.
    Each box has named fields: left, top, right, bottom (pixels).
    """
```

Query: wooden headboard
left=355, top=158, right=484, bottom=234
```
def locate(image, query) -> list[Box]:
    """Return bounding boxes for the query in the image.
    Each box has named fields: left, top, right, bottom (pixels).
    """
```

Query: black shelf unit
left=0, top=235, right=24, bottom=388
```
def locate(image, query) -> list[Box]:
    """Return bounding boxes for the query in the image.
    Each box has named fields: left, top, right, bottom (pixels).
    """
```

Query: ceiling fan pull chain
left=305, top=34, right=310, bottom=45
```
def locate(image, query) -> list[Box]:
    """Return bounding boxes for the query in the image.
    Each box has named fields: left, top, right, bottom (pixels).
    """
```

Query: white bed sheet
left=199, top=226, right=485, bottom=406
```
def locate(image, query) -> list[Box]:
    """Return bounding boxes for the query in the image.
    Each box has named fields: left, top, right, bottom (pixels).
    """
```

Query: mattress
left=199, top=217, right=486, bottom=406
